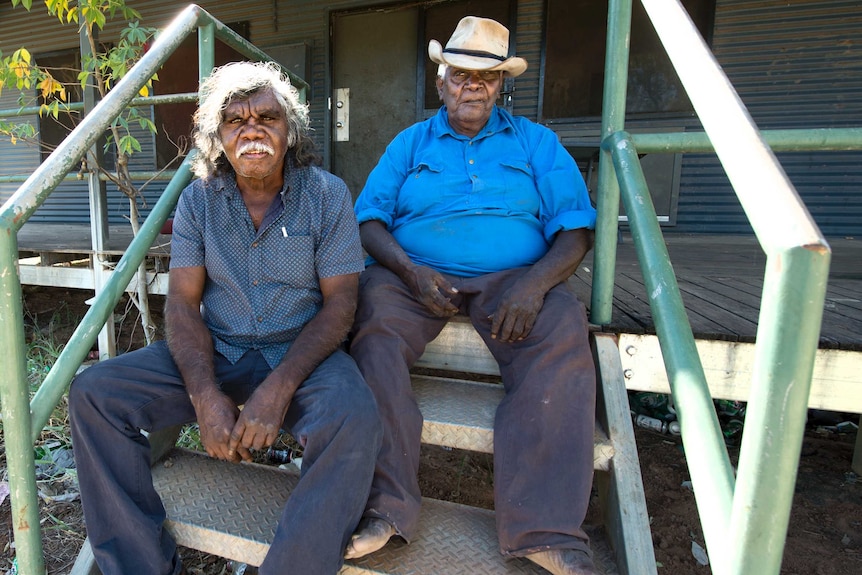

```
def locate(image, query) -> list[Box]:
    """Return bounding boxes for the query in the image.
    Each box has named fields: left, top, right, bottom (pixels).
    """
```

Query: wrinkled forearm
left=360, top=220, right=418, bottom=282
left=262, top=278, right=358, bottom=404
left=165, top=298, right=218, bottom=406
left=523, top=228, right=594, bottom=295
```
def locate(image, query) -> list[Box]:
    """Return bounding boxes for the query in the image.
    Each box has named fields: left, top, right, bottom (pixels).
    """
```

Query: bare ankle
left=344, top=517, right=396, bottom=560
left=526, top=548, right=599, bottom=575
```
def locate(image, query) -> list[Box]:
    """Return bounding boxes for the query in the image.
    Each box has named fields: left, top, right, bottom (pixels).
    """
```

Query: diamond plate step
left=412, top=375, right=614, bottom=471
left=153, top=448, right=619, bottom=574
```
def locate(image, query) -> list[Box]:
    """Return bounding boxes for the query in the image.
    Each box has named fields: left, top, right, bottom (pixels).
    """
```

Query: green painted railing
left=0, top=5, right=307, bottom=574
left=591, top=1, right=860, bottom=574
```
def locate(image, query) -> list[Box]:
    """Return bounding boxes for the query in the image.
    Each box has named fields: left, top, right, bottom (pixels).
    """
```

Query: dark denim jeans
left=69, top=341, right=381, bottom=575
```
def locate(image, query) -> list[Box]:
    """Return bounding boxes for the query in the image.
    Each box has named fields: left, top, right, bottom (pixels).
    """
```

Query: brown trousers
left=349, top=264, right=596, bottom=556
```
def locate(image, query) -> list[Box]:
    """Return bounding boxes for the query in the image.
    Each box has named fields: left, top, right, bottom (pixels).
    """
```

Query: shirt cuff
left=543, top=210, right=597, bottom=242
left=355, top=208, right=394, bottom=228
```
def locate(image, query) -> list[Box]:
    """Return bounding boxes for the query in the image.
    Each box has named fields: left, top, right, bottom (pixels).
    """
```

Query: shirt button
left=257, top=316, right=263, bottom=322
left=469, top=159, right=474, bottom=164
left=252, top=280, right=259, bottom=286
left=252, top=242, right=258, bottom=248
left=472, top=175, right=478, bottom=179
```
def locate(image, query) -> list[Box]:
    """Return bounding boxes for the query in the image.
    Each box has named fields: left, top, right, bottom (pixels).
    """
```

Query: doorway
left=330, top=0, right=514, bottom=199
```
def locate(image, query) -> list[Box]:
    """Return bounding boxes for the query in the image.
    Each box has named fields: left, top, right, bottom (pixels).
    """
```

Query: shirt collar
left=432, top=105, right=510, bottom=141
left=207, top=157, right=294, bottom=206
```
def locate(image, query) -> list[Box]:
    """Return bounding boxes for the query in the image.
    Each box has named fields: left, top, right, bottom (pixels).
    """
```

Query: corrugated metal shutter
left=0, top=78, right=161, bottom=224
left=0, top=92, right=41, bottom=211
left=0, top=90, right=91, bottom=224
left=513, top=0, right=544, bottom=119
left=675, top=0, right=862, bottom=237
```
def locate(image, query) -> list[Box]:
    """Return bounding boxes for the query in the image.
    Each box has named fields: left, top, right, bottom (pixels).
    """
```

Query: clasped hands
left=192, top=382, right=289, bottom=463
left=405, top=265, right=545, bottom=343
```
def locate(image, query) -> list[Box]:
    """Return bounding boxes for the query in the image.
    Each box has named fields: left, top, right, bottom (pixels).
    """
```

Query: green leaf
left=138, top=117, right=156, bottom=134
left=118, top=134, right=142, bottom=155
left=93, top=10, right=106, bottom=30
left=77, top=70, right=91, bottom=90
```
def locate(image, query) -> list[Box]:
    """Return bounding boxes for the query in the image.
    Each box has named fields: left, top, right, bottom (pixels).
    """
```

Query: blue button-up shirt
left=354, top=106, right=596, bottom=277
left=170, top=161, right=364, bottom=368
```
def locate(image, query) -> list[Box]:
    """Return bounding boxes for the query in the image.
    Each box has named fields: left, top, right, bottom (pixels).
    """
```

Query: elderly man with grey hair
left=69, top=61, right=382, bottom=575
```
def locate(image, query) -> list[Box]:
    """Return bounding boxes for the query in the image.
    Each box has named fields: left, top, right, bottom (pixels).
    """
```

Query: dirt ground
left=1, top=286, right=860, bottom=574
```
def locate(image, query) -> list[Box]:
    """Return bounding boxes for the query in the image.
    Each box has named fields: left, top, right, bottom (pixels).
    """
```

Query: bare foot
left=527, top=549, right=600, bottom=575
left=344, top=517, right=396, bottom=559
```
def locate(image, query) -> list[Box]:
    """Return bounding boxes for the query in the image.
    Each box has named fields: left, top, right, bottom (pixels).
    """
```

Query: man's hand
left=404, top=265, right=459, bottom=317
left=490, top=279, right=546, bottom=343
left=489, top=228, right=594, bottom=343
left=228, top=380, right=291, bottom=456
left=193, top=388, right=251, bottom=462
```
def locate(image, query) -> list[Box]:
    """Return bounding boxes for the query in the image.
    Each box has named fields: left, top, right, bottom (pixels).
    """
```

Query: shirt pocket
left=499, top=160, right=541, bottom=213
left=399, top=160, right=449, bottom=216
left=261, top=235, right=317, bottom=288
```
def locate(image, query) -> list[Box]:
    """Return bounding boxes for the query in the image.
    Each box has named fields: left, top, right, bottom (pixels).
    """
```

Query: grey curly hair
left=191, top=61, right=317, bottom=178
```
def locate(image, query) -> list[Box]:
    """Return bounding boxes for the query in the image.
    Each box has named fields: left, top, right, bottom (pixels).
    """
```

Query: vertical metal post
left=199, top=22, right=216, bottom=81
left=728, top=248, right=830, bottom=574
left=0, top=232, right=45, bottom=575
left=607, top=132, right=735, bottom=572
left=591, top=0, right=632, bottom=325
left=81, top=25, right=117, bottom=359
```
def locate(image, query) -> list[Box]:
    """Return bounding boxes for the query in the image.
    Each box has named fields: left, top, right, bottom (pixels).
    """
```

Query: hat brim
left=428, top=39, right=527, bottom=77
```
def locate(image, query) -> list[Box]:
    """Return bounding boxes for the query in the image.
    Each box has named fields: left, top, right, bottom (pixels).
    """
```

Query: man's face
left=436, top=67, right=503, bottom=137
left=218, top=89, right=290, bottom=184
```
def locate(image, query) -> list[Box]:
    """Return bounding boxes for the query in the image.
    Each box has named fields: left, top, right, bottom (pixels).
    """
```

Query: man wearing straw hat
left=348, top=16, right=599, bottom=575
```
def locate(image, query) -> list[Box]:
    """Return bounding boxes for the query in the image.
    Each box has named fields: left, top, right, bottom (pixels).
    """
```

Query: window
left=541, top=0, right=715, bottom=120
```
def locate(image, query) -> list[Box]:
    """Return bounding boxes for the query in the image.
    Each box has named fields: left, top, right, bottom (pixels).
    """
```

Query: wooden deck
left=573, top=234, right=862, bottom=351
left=15, top=222, right=862, bottom=351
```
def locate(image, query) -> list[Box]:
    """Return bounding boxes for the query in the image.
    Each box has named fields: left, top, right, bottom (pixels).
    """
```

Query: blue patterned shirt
left=354, top=106, right=596, bottom=277
left=170, top=161, right=364, bottom=368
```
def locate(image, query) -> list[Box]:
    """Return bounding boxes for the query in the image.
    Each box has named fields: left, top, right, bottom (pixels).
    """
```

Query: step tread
left=413, top=375, right=614, bottom=471
left=152, top=449, right=619, bottom=574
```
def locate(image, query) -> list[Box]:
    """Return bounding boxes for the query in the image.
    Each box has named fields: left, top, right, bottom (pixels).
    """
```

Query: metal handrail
left=592, top=1, right=849, bottom=574
left=0, top=5, right=307, bottom=573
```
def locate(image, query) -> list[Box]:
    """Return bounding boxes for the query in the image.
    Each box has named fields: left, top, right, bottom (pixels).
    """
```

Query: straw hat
left=428, top=16, right=527, bottom=77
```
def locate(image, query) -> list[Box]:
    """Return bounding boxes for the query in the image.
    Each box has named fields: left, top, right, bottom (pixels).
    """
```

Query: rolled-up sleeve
left=354, top=135, right=410, bottom=228
left=519, top=119, right=597, bottom=242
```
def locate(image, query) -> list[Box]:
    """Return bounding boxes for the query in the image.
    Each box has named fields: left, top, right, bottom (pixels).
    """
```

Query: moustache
left=236, top=143, right=275, bottom=158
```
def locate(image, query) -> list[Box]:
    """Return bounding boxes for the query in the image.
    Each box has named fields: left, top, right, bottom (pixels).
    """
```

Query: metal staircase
left=67, top=320, right=651, bottom=575
left=139, top=323, right=647, bottom=574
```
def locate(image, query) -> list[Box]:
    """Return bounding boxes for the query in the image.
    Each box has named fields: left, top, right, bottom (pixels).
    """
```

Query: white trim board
left=618, top=333, right=861, bottom=413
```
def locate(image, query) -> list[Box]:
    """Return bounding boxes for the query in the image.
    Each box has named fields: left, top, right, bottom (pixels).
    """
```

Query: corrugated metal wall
left=2, top=0, right=860, bottom=236
left=675, top=0, right=862, bottom=236
left=0, top=91, right=41, bottom=214
left=0, top=3, right=164, bottom=224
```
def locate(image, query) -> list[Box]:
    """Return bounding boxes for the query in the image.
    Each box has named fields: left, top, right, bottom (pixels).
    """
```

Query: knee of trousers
left=335, top=384, right=384, bottom=453
left=68, top=362, right=111, bottom=417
